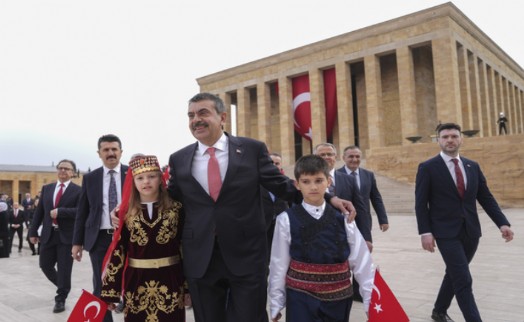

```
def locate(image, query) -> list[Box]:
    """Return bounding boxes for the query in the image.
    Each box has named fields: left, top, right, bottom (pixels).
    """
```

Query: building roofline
left=197, top=2, right=524, bottom=85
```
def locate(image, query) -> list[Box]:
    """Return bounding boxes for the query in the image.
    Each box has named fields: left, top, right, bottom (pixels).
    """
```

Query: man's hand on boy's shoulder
left=329, top=196, right=356, bottom=222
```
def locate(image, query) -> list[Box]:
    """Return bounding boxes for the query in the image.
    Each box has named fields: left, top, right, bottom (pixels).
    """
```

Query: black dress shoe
left=431, top=310, right=454, bottom=322
left=53, top=301, right=65, bottom=313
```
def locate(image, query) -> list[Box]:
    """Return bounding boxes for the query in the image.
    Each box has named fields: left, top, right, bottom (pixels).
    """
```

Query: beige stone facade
left=196, top=3, right=524, bottom=206
left=0, top=166, right=82, bottom=204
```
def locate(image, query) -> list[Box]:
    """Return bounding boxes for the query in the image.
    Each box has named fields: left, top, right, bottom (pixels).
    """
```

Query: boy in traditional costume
left=101, top=154, right=187, bottom=321
left=268, top=155, right=375, bottom=322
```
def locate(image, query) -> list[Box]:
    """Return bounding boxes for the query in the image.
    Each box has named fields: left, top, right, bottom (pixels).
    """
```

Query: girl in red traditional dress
left=101, top=154, right=187, bottom=321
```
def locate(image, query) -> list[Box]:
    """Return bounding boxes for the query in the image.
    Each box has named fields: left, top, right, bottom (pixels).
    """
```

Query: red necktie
left=53, top=183, right=64, bottom=225
left=207, top=147, right=222, bottom=201
left=452, top=159, right=465, bottom=199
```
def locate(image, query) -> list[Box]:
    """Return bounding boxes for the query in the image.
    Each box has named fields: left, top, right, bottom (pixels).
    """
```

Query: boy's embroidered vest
left=285, top=204, right=352, bottom=301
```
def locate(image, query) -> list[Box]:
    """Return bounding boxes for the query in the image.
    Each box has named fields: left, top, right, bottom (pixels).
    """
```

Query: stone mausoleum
left=196, top=2, right=524, bottom=206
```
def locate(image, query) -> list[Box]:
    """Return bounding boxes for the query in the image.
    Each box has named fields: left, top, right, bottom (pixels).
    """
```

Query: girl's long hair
left=125, top=171, right=172, bottom=223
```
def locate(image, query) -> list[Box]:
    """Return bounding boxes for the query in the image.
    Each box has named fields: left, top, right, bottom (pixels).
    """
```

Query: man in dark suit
left=8, top=202, right=25, bottom=253
left=314, top=142, right=370, bottom=307
left=314, top=143, right=370, bottom=245
left=415, top=122, right=514, bottom=322
left=21, top=193, right=34, bottom=214
left=261, top=153, right=290, bottom=259
left=29, top=159, right=81, bottom=313
left=0, top=200, right=9, bottom=258
left=22, top=193, right=38, bottom=255
left=338, top=145, right=389, bottom=236
left=167, top=93, right=355, bottom=322
left=72, top=134, right=127, bottom=322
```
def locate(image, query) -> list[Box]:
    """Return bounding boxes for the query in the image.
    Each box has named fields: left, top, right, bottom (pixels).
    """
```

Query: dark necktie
left=207, top=147, right=222, bottom=201
left=350, top=171, right=360, bottom=190
left=54, top=183, right=64, bottom=225
left=108, top=170, right=118, bottom=213
left=452, top=159, right=465, bottom=199
left=328, top=178, right=335, bottom=195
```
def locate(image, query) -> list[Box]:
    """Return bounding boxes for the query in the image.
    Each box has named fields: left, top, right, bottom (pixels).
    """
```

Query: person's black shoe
left=431, top=310, right=454, bottom=322
left=18, top=249, right=22, bottom=253
left=53, top=301, right=65, bottom=313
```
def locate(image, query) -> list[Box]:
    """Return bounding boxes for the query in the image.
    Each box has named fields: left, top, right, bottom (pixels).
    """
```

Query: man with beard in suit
left=415, top=122, right=514, bottom=322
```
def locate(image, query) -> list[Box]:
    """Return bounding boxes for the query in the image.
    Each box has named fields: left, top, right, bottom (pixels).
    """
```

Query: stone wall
left=366, top=134, right=524, bottom=207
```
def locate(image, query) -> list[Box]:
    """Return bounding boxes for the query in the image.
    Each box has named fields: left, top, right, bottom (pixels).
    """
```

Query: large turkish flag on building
left=292, top=74, right=312, bottom=141
left=68, top=289, right=108, bottom=322
left=369, top=270, right=409, bottom=322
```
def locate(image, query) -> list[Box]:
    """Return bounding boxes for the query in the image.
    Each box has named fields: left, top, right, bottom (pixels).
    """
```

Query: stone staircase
left=373, top=172, right=416, bottom=216
left=348, top=159, right=416, bottom=216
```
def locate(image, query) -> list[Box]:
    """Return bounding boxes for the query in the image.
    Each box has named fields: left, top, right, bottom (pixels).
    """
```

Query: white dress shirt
left=101, top=165, right=122, bottom=229
left=439, top=151, right=468, bottom=188
left=53, top=180, right=72, bottom=225
left=268, top=201, right=375, bottom=319
left=192, top=133, right=229, bottom=197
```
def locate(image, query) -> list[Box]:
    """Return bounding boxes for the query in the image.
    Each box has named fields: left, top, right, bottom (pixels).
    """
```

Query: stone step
left=372, top=172, right=415, bottom=215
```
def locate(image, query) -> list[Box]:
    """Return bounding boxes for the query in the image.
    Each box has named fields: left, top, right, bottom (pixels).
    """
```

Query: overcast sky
left=1, top=0, right=523, bottom=171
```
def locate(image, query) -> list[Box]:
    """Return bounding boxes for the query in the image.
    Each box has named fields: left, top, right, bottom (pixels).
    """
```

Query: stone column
left=469, top=53, right=482, bottom=135
left=432, top=36, right=462, bottom=125
left=257, top=82, right=271, bottom=146
left=335, top=61, right=354, bottom=150
left=397, top=46, right=419, bottom=144
left=502, top=77, right=510, bottom=134
left=364, top=54, right=384, bottom=149
left=309, top=68, right=327, bottom=146
left=478, top=61, right=492, bottom=137
left=517, top=88, right=524, bottom=133
left=236, top=88, right=251, bottom=137
left=12, top=180, right=19, bottom=204
left=487, top=67, right=498, bottom=136
left=457, top=44, right=472, bottom=129
left=218, top=92, right=232, bottom=134
left=278, top=76, right=295, bottom=164
left=510, top=84, right=519, bottom=134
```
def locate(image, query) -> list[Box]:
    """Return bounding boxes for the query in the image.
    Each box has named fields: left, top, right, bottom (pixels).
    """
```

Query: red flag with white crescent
left=369, top=270, right=410, bottom=322
left=323, top=68, right=338, bottom=140
left=68, top=289, right=108, bottom=322
left=292, top=74, right=312, bottom=141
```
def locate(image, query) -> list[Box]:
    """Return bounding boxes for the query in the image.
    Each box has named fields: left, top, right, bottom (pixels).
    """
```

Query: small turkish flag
left=67, top=289, right=108, bottom=322
left=368, top=270, right=409, bottom=322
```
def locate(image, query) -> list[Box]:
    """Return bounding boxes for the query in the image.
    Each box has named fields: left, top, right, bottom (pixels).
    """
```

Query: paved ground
left=1, top=208, right=522, bottom=322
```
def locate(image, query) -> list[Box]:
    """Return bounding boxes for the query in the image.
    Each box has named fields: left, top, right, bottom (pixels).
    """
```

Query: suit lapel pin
left=236, top=149, right=242, bottom=154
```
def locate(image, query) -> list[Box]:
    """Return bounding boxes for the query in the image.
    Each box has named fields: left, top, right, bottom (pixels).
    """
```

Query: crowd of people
left=0, top=93, right=515, bottom=322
